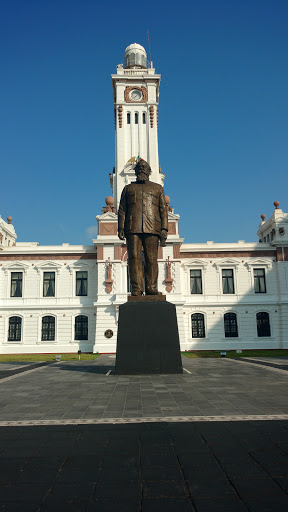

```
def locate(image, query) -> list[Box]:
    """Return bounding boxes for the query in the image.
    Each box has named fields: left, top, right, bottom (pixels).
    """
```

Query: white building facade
left=1, top=44, right=288, bottom=354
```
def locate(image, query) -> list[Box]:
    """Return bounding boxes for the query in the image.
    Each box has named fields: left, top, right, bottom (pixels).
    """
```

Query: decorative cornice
left=180, top=250, right=276, bottom=259
left=0, top=253, right=96, bottom=261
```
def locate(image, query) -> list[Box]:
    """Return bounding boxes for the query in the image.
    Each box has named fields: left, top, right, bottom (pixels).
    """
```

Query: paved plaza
left=0, top=356, right=288, bottom=510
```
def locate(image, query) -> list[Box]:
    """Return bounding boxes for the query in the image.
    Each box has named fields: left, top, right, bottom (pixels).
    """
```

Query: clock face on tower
left=129, top=89, right=143, bottom=101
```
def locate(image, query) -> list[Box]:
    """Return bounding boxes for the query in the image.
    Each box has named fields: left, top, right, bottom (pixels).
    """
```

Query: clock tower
left=111, top=43, right=164, bottom=209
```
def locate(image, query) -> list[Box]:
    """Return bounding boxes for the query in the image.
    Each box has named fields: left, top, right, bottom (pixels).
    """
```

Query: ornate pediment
left=168, top=212, right=180, bottom=220
left=96, top=212, right=117, bottom=221
left=2, top=261, right=29, bottom=275
left=181, top=258, right=208, bottom=269
left=245, top=258, right=273, bottom=270
left=67, top=261, right=91, bottom=275
left=34, top=261, right=62, bottom=274
left=213, top=258, right=241, bottom=271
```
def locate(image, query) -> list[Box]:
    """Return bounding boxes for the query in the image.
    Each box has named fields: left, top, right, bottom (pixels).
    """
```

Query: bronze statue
left=118, top=159, right=168, bottom=296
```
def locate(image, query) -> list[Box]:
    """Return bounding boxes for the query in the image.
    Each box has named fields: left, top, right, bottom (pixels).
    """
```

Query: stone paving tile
left=0, top=356, right=288, bottom=420
left=88, top=500, right=141, bottom=512
left=0, top=420, right=287, bottom=510
left=0, top=357, right=288, bottom=510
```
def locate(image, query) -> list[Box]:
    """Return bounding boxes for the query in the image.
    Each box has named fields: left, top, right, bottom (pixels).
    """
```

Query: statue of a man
left=118, top=159, right=168, bottom=296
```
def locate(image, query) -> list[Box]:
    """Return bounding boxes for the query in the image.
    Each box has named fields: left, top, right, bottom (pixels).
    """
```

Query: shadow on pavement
left=55, top=364, right=115, bottom=375
left=0, top=420, right=288, bottom=510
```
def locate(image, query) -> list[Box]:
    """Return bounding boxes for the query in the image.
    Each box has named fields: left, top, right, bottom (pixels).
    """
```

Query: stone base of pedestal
left=115, top=300, right=183, bottom=375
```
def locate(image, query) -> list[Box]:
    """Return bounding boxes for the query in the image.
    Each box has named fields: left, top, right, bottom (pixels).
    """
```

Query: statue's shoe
left=145, top=289, right=162, bottom=295
left=131, top=291, right=143, bottom=296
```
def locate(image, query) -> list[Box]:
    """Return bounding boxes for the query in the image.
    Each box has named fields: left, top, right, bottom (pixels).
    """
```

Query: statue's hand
left=118, top=228, right=125, bottom=241
left=160, top=229, right=168, bottom=247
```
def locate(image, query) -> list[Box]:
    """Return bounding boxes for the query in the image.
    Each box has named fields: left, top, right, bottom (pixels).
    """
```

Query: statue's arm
left=118, top=187, right=127, bottom=240
left=159, top=187, right=168, bottom=232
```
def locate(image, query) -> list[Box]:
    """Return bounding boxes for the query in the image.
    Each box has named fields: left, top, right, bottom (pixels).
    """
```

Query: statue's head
left=135, top=159, right=151, bottom=182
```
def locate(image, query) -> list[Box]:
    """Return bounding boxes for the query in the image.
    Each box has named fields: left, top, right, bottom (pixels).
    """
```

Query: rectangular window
left=11, top=272, right=23, bottom=297
left=135, top=113, right=138, bottom=124
left=143, top=112, right=146, bottom=124
left=43, top=272, right=55, bottom=297
left=127, top=113, right=131, bottom=124
left=254, top=268, right=266, bottom=293
left=190, top=270, right=202, bottom=294
left=222, top=269, right=235, bottom=294
left=76, top=271, right=88, bottom=296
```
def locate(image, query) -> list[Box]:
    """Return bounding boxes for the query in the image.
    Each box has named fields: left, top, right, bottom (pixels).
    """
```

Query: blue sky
left=1, top=0, right=287, bottom=245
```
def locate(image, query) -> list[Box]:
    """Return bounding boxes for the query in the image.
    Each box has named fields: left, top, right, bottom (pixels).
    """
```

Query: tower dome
left=124, top=43, right=147, bottom=69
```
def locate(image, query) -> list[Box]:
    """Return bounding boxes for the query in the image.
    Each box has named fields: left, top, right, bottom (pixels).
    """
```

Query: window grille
left=256, top=312, right=271, bottom=337
left=43, top=272, right=55, bottom=297
left=222, top=269, right=235, bottom=294
left=75, top=315, right=88, bottom=340
left=254, top=268, right=266, bottom=293
left=8, top=316, right=22, bottom=341
left=191, top=313, right=205, bottom=338
left=224, top=312, right=238, bottom=337
left=190, top=270, right=202, bottom=294
left=76, top=271, right=88, bottom=296
left=42, top=316, right=55, bottom=341
left=11, top=272, right=23, bottom=297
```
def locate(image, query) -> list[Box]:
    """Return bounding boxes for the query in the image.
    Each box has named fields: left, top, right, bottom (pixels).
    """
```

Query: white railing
left=122, top=69, right=147, bottom=76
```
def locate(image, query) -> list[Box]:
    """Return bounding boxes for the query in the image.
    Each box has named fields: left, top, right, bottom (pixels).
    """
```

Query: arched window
left=75, top=315, right=88, bottom=340
left=135, top=113, right=138, bottom=124
left=42, top=316, right=55, bottom=341
left=127, top=113, right=131, bottom=124
left=256, top=312, right=271, bottom=337
left=224, top=313, right=238, bottom=337
left=8, top=316, right=22, bottom=341
left=142, top=112, right=146, bottom=124
left=191, top=313, right=205, bottom=338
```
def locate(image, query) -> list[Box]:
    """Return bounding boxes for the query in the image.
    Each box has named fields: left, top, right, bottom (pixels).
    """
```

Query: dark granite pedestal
left=115, top=296, right=183, bottom=375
